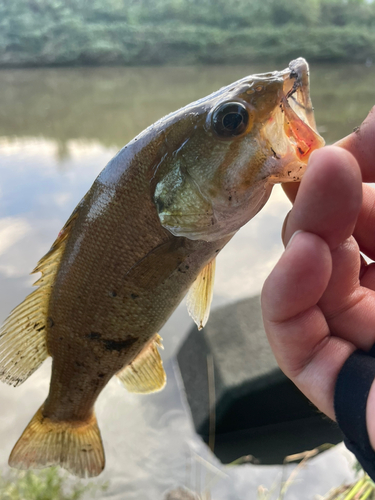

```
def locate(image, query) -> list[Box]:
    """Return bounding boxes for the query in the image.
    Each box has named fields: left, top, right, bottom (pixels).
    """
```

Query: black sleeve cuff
left=334, top=346, right=375, bottom=480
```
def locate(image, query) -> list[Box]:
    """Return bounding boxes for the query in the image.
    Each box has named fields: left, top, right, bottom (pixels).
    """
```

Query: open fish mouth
left=264, top=58, right=325, bottom=183
left=281, top=58, right=325, bottom=160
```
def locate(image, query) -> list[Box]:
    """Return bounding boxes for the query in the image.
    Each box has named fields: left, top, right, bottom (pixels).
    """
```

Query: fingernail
left=286, top=230, right=304, bottom=249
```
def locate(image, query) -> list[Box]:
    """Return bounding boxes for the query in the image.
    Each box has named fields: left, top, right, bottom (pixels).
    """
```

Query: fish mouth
left=265, top=58, right=325, bottom=183
left=282, top=58, right=325, bottom=159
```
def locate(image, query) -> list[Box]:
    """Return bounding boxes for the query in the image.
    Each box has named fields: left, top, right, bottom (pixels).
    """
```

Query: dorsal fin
left=117, top=334, right=166, bottom=393
left=186, top=258, right=216, bottom=331
left=0, top=210, right=78, bottom=387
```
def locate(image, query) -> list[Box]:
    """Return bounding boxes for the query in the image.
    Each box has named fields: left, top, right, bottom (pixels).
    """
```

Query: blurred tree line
left=0, top=0, right=374, bottom=66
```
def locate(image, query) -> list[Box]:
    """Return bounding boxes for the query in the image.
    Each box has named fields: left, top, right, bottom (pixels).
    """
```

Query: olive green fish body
left=44, top=117, right=231, bottom=422
left=0, top=58, right=324, bottom=477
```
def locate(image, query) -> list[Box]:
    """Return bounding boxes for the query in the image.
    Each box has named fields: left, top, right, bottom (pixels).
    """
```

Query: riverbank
left=1, top=24, right=374, bottom=68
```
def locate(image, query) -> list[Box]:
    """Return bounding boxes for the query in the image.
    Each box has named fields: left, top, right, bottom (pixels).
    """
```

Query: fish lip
left=279, top=58, right=325, bottom=161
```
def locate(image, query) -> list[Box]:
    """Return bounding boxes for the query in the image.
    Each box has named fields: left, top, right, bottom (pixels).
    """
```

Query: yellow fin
left=117, top=334, right=166, bottom=393
left=0, top=211, right=78, bottom=386
left=9, top=405, right=105, bottom=478
left=186, top=258, right=216, bottom=331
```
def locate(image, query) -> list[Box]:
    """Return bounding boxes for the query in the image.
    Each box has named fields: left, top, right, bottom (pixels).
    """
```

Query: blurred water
left=0, top=62, right=374, bottom=499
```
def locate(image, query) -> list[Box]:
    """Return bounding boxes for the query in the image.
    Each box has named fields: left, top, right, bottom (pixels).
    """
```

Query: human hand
left=261, top=107, right=375, bottom=447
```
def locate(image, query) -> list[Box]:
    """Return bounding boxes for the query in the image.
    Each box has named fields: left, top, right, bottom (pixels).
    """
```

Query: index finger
left=337, top=106, right=375, bottom=183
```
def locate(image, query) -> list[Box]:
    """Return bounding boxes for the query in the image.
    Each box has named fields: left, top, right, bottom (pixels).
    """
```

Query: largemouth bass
left=0, top=58, right=324, bottom=477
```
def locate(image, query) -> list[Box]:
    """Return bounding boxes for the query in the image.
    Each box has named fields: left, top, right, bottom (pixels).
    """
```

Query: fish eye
left=212, top=102, right=250, bottom=138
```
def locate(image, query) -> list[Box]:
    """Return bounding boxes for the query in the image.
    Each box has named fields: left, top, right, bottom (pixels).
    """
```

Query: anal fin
left=117, top=334, right=166, bottom=393
left=186, top=258, right=216, bottom=330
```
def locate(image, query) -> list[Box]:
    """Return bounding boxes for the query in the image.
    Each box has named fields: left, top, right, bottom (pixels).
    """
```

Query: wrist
left=366, top=378, right=375, bottom=451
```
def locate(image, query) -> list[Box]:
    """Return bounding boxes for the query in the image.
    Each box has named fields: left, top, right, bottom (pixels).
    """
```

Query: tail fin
left=9, top=406, right=105, bottom=478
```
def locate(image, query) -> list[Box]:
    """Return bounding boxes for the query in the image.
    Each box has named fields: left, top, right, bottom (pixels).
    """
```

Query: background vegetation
left=0, top=0, right=375, bottom=67
left=0, top=467, right=107, bottom=500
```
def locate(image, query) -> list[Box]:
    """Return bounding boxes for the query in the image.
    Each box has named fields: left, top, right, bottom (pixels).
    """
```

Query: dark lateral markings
left=87, top=332, right=102, bottom=340
left=103, top=337, right=138, bottom=351
left=86, top=332, right=139, bottom=352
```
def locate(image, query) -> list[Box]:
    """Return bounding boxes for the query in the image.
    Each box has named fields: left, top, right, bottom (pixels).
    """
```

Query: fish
left=0, top=58, right=324, bottom=478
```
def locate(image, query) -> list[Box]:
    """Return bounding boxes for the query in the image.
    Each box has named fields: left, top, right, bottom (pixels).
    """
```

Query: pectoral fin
left=186, top=258, right=216, bottom=331
left=154, top=164, right=215, bottom=240
left=117, top=334, right=166, bottom=393
left=123, top=240, right=189, bottom=291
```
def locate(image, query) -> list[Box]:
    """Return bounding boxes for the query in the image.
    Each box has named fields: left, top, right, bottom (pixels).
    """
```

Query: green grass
left=0, top=467, right=108, bottom=500
left=2, top=454, right=375, bottom=500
